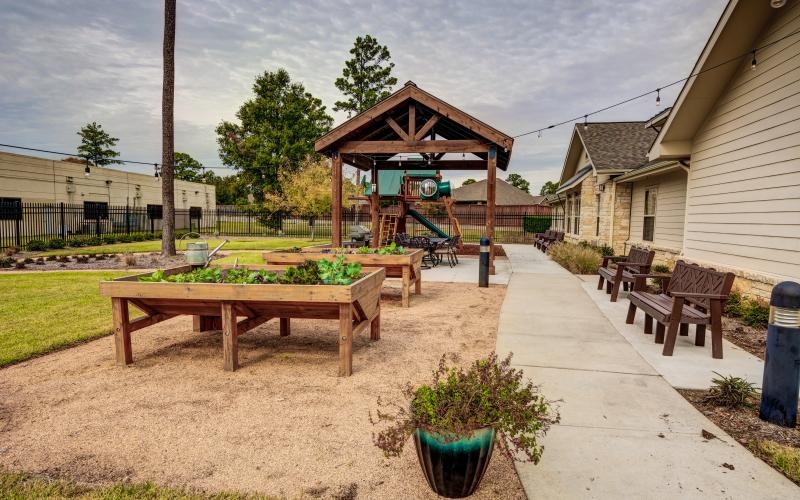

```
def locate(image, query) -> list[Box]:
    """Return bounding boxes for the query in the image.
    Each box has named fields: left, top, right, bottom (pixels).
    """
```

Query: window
left=566, top=197, right=572, bottom=233
left=643, top=188, right=657, bottom=242
left=0, top=197, right=22, bottom=221
left=573, top=195, right=581, bottom=235
left=595, top=193, right=601, bottom=236
left=83, top=201, right=108, bottom=220
left=147, top=204, right=163, bottom=220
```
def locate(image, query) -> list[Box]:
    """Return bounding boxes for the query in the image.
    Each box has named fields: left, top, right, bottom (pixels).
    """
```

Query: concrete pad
left=580, top=281, right=765, bottom=390
left=515, top=425, right=798, bottom=500
left=515, top=366, right=707, bottom=433
left=497, top=333, right=657, bottom=375
left=421, top=256, right=511, bottom=285
left=498, top=312, right=617, bottom=338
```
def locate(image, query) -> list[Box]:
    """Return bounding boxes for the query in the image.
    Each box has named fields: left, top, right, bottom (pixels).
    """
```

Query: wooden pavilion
left=315, top=81, right=514, bottom=274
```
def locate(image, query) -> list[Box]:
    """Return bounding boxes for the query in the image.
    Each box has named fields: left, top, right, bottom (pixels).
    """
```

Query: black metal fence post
left=59, top=202, right=66, bottom=239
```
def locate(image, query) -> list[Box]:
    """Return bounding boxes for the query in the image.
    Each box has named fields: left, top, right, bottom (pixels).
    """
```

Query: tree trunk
left=161, top=0, right=177, bottom=256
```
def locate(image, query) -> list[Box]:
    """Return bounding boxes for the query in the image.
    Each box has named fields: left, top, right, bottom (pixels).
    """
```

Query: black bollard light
left=479, top=236, right=490, bottom=288
left=759, top=281, right=800, bottom=427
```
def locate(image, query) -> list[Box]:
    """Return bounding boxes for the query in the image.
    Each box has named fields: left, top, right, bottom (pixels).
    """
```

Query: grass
left=211, top=251, right=270, bottom=265
left=0, top=271, right=137, bottom=366
left=548, top=241, right=602, bottom=274
left=35, top=238, right=325, bottom=257
left=750, top=440, right=800, bottom=484
left=0, top=471, right=276, bottom=499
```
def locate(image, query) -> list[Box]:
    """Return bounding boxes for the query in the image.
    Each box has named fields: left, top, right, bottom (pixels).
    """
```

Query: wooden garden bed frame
left=99, top=265, right=385, bottom=376
left=262, top=249, right=423, bottom=307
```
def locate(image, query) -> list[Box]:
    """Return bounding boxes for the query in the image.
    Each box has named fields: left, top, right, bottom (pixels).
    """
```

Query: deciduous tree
left=506, top=173, right=530, bottom=194
left=540, top=180, right=559, bottom=196
left=216, top=69, right=333, bottom=197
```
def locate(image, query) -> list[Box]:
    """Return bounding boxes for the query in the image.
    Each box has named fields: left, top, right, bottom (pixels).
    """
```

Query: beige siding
left=0, top=151, right=216, bottom=211
left=628, top=170, right=687, bottom=251
left=685, top=3, right=800, bottom=281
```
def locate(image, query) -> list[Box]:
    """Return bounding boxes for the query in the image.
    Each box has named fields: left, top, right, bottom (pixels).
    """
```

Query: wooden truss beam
left=376, top=160, right=488, bottom=170
left=385, top=117, right=409, bottom=141
left=414, top=114, right=440, bottom=141
left=339, top=140, right=490, bottom=154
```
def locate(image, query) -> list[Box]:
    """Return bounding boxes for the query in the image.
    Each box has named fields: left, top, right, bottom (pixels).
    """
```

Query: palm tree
left=161, top=0, right=176, bottom=256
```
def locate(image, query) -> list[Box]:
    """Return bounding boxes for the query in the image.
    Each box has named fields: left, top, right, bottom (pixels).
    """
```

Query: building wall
left=626, top=169, right=687, bottom=262
left=681, top=3, right=800, bottom=284
left=609, top=182, right=632, bottom=255
left=0, top=151, right=216, bottom=211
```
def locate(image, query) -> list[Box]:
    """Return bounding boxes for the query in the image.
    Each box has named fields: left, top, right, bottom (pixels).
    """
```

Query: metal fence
left=0, top=202, right=558, bottom=249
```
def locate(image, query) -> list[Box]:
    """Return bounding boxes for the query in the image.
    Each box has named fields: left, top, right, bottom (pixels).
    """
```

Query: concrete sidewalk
left=495, top=244, right=797, bottom=499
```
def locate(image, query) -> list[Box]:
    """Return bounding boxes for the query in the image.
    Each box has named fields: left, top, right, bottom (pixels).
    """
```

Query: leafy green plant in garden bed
left=138, top=256, right=363, bottom=286
left=356, top=242, right=406, bottom=255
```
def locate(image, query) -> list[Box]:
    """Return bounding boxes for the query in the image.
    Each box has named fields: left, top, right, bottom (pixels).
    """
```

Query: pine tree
left=76, top=122, right=120, bottom=166
left=334, top=35, right=398, bottom=115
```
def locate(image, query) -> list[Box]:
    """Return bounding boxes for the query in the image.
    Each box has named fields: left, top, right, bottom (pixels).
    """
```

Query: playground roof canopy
left=315, top=81, right=514, bottom=171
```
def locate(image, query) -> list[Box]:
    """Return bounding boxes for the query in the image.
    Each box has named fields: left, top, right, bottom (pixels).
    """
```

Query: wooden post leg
left=280, top=317, right=290, bottom=337
left=370, top=311, right=380, bottom=341
left=679, top=323, right=689, bottom=336
left=710, top=301, right=723, bottom=359
left=597, top=275, right=604, bottom=290
left=625, top=303, right=637, bottom=324
left=401, top=266, right=410, bottom=308
left=644, top=314, right=653, bottom=334
left=193, top=315, right=216, bottom=332
left=339, top=303, right=353, bottom=376
left=221, top=302, right=238, bottom=371
left=662, top=298, right=685, bottom=356
left=193, top=315, right=202, bottom=332
left=655, top=323, right=665, bottom=344
left=695, top=324, right=706, bottom=346
left=414, top=263, right=422, bottom=294
left=112, top=297, right=132, bottom=365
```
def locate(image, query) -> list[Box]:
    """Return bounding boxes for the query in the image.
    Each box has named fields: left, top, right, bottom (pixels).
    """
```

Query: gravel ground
left=0, top=282, right=526, bottom=499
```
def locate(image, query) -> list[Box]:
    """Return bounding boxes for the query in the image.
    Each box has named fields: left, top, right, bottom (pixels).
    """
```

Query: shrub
left=68, top=237, right=88, bottom=247
left=23, top=257, right=34, bottom=264
left=522, top=216, right=552, bottom=234
left=102, top=235, right=118, bottom=245
left=57, top=255, right=70, bottom=263
left=371, top=353, right=559, bottom=463
left=35, top=257, right=45, bottom=265
left=725, top=291, right=744, bottom=317
left=46, top=238, right=66, bottom=249
left=25, top=239, right=47, bottom=252
left=75, top=255, right=90, bottom=264
left=117, top=234, right=133, bottom=243
left=0, top=257, right=13, bottom=268
left=548, top=242, right=602, bottom=274
left=45, top=255, right=57, bottom=261
left=742, top=299, right=769, bottom=328
left=85, top=237, right=102, bottom=246
left=577, top=240, right=614, bottom=257
left=652, top=263, right=670, bottom=273
left=14, top=261, right=25, bottom=269
left=703, top=372, right=758, bottom=408
left=123, top=253, right=137, bottom=266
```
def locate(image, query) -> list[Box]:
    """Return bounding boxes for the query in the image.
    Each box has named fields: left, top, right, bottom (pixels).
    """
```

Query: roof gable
left=452, top=179, right=543, bottom=206
left=314, top=81, right=514, bottom=170
left=576, top=122, right=657, bottom=171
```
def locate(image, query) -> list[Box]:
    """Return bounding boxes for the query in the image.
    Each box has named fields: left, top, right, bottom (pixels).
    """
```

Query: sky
left=0, top=0, right=728, bottom=193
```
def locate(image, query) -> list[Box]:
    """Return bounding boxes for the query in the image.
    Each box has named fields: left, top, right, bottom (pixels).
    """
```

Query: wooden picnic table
left=262, top=249, right=423, bottom=307
left=99, top=265, right=386, bottom=376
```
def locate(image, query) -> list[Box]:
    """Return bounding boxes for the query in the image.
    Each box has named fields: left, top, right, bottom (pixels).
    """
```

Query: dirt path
left=0, top=282, right=524, bottom=499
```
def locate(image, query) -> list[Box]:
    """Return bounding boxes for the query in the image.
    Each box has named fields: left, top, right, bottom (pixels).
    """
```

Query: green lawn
left=0, top=471, right=276, bottom=499
left=0, top=271, right=136, bottom=366
left=36, top=238, right=326, bottom=256
left=211, top=251, right=271, bottom=265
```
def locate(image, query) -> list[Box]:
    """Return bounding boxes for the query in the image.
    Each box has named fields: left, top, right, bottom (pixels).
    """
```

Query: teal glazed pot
left=413, top=427, right=496, bottom=498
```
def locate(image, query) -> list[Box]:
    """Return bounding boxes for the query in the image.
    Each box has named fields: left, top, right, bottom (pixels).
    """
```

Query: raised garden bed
left=264, top=249, right=423, bottom=307
left=99, top=264, right=385, bottom=376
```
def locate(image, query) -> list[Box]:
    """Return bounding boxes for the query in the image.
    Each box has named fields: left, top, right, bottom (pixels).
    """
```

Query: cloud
left=0, top=0, right=726, bottom=191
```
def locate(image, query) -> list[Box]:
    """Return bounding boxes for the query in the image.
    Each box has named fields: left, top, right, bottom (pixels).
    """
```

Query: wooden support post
left=414, top=262, right=422, bottom=294
left=332, top=152, right=343, bottom=247
left=486, top=145, right=497, bottom=274
left=370, top=165, right=379, bottom=248
left=401, top=265, right=411, bottom=308
left=193, top=315, right=217, bottom=332
left=370, top=311, right=380, bottom=341
left=280, top=317, right=290, bottom=337
left=221, top=302, right=238, bottom=371
left=112, top=297, right=133, bottom=366
left=339, top=303, right=353, bottom=376
left=408, top=103, right=416, bottom=140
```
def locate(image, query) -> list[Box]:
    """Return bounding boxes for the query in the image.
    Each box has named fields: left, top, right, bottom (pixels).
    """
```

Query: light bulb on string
left=655, top=88, right=661, bottom=107
left=751, top=49, right=757, bottom=70
left=583, top=115, right=588, bottom=131
left=84, top=159, right=91, bottom=177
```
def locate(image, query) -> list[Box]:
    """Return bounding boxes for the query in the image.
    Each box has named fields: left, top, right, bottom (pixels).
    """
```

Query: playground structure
left=315, top=81, right=514, bottom=274
left=357, top=169, right=462, bottom=247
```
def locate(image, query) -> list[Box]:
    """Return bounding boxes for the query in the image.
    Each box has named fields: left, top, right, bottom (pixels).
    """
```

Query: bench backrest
left=554, top=231, right=564, bottom=241
left=666, top=260, right=735, bottom=309
left=628, top=247, right=655, bottom=266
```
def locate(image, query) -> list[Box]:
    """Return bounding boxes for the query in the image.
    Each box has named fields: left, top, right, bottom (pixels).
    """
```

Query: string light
left=153, top=163, right=160, bottom=181
left=84, top=159, right=90, bottom=177
left=751, top=49, right=757, bottom=70
left=655, top=88, right=661, bottom=107
left=583, top=115, right=588, bottom=130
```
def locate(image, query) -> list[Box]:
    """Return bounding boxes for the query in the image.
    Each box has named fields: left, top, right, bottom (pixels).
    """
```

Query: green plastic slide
left=407, top=209, right=449, bottom=238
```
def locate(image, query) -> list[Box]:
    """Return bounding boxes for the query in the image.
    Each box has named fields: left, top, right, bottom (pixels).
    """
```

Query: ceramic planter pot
left=413, top=427, right=496, bottom=498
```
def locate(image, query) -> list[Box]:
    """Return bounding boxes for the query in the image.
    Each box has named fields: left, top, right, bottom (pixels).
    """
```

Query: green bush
left=742, top=299, right=769, bottom=328
left=652, top=263, right=670, bottom=273
left=84, top=236, right=102, bottom=246
left=725, top=291, right=743, bottom=317
left=0, top=257, right=13, bottom=268
left=522, top=216, right=552, bottom=234
left=25, top=239, right=48, bottom=251
left=117, top=234, right=133, bottom=243
left=101, top=235, right=118, bottom=245
left=548, top=242, right=602, bottom=274
left=577, top=240, right=614, bottom=256
left=46, top=238, right=66, bottom=249
left=68, top=237, right=88, bottom=247
left=703, top=372, right=759, bottom=408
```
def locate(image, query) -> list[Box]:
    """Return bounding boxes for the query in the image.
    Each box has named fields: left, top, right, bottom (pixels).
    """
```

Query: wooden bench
left=597, top=247, right=655, bottom=302
left=533, top=230, right=553, bottom=250
left=541, top=231, right=564, bottom=253
left=625, top=260, right=735, bottom=359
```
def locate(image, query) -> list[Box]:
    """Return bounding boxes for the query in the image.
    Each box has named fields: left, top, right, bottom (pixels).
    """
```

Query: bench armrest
left=670, top=292, right=729, bottom=300
left=601, top=255, right=628, bottom=266
left=631, top=272, right=672, bottom=292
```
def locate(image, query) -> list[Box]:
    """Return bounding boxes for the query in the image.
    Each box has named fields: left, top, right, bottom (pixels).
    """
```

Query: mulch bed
left=679, top=389, right=800, bottom=484
left=1, top=253, right=185, bottom=272
left=722, top=316, right=766, bottom=359
left=457, top=244, right=506, bottom=257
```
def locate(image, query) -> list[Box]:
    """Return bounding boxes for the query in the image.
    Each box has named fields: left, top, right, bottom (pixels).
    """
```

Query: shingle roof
left=452, top=179, right=544, bottom=206
left=576, top=122, right=658, bottom=171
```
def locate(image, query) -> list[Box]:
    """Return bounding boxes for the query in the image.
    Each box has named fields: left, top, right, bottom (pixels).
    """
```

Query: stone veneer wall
left=610, top=182, right=632, bottom=255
